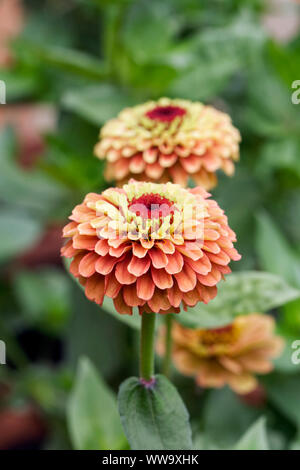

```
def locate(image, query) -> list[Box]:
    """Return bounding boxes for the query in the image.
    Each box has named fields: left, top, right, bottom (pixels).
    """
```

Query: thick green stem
left=139, top=312, right=156, bottom=382
left=163, top=314, right=173, bottom=378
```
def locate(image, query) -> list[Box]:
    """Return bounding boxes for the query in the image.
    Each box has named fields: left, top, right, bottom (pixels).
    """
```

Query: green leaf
left=0, top=68, right=39, bottom=101
left=123, top=0, right=177, bottom=63
left=257, top=139, right=300, bottom=180
left=262, top=374, right=300, bottom=426
left=234, top=418, right=269, bottom=450
left=256, top=212, right=300, bottom=288
left=178, top=271, right=300, bottom=329
left=67, top=357, right=126, bottom=450
left=202, top=388, right=260, bottom=448
left=0, top=209, right=41, bottom=263
left=14, top=268, right=71, bottom=332
left=118, top=375, right=192, bottom=450
left=244, top=61, right=300, bottom=138
left=62, top=84, right=136, bottom=126
left=0, top=128, right=69, bottom=217
left=169, top=13, right=265, bottom=100
left=20, top=43, right=108, bottom=80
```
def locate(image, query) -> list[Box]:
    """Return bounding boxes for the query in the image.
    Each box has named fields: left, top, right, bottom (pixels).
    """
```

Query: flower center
left=200, top=325, right=237, bottom=346
left=145, top=105, right=186, bottom=122
left=129, top=193, right=175, bottom=219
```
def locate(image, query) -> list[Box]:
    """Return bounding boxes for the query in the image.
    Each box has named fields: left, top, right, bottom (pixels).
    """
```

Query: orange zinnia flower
left=94, top=98, right=240, bottom=189
left=157, top=314, right=284, bottom=394
left=61, top=180, right=240, bottom=315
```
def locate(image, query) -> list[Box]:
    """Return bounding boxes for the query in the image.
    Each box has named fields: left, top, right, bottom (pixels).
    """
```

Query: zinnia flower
left=61, top=180, right=240, bottom=315
left=157, top=314, right=284, bottom=394
left=94, top=98, right=240, bottom=189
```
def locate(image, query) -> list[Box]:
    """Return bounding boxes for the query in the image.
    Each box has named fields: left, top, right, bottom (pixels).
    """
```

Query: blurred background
left=0, top=0, right=300, bottom=450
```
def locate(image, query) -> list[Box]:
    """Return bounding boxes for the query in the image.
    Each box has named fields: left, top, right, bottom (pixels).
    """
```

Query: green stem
left=163, top=314, right=173, bottom=378
left=139, top=312, right=156, bottom=382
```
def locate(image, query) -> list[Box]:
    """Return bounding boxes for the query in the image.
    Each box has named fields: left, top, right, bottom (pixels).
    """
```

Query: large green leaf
left=178, top=271, right=300, bottom=329
left=234, top=417, right=269, bottom=450
left=244, top=61, right=300, bottom=138
left=123, top=0, right=177, bottom=63
left=262, top=373, right=300, bottom=426
left=0, top=128, right=69, bottom=217
left=202, top=388, right=260, bottom=448
left=256, top=212, right=300, bottom=289
left=14, top=268, right=71, bottom=332
left=169, top=13, right=265, bottom=100
left=20, top=42, right=108, bottom=80
left=118, top=375, right=192, bottom=450
left=0, top=209, right=41, bottom=263
left=62, top=84, right=136, bottom=126
left=67, top=357, right=127, bottom=450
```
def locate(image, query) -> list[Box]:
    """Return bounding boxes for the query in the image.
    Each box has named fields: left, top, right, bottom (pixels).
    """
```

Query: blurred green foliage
left=0, top=0, right=300, bottom=450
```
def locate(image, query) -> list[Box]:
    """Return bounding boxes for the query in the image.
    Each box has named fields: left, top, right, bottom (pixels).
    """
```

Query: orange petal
left=105, top=272, right=122, bottom=298
left=114, top=158, right=130, bottom=180
left=180, top=154, right=201, bottom=173
left=165, top=251, right=183, bottom=274
left=69, top=253, right=85, bottom=277
left=182, top=289, right=200, bottom=307
left=114, top=292, right=133, bottom=315
left=169, top=162, right=188, bottom=186
left=132, top=242, right=148, bottom=258
left=109, top=243, right=131, bottom=257
left=156, top=239, right=175, bottom=254
left=128, top=255, right=150, bottom=276
left=196, top=284, right=217, bottom=303
left=174, top=264, right=197, bottom=292
left=148, top=289, right=171, bottom=313
left=185, top=254, right=211, bottom=275
left=73, top=235, right=98, bottom=250
left=197, top=267, right=222, bottom=286
left=78, top=222, right=96, bottom=236
left=123, top=285, right=144, bottom=307
left=95, top=254, right=120, bottom=275
left=115, top=257, right=137, bottom=285
left=149, top=247, right=168, bottom=268
left=158, top=153, right=177, bottom=168
left=78, top=252, right=98, bottom=277
left=63, top=221, right=77, bottom=237
left=167, top=281, right=183, bottom=308
left=61, top=240, right=78, bottom=258
left=137, top=273, right=155, bottom=301
left=177, top=241, right=203, bottom=261
left=129, top=154, right=145, bottom=174
left=145, top=162, right=164, bottom=179
left=151, top=267, right=173, bottom=289
left=95, top=239, right=109, bottom=256
left=85, top=274, right=105, bottom=304
left=208, top=250, right=231, bottom=266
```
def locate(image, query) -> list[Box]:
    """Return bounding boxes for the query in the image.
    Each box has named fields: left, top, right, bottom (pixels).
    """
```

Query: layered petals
left=94, top=98, right=241, bottom=189
left=61, top=180, right=240, bottom=315
left=157, top=314, right=284, bottom=394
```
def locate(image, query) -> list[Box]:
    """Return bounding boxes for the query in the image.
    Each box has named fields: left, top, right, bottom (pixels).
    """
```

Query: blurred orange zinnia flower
left=61, top=180, right=240, bottom=315
left=157, top=314, right=284, bottom=394
left=94, top=98, right=240, bottom=189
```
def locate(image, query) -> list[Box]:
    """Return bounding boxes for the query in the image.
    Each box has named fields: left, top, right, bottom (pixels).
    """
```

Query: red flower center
left=145, top=105, right=186, bottom=122
left=200, top=325, right=237, bottom=346
left=129, top=193, right=175, bottom=219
